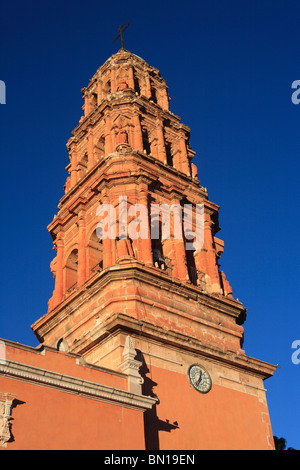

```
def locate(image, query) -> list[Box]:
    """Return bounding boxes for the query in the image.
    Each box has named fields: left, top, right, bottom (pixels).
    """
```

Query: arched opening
left=95, top=136, right=105, bottom=159
left=134, top=77, right=141, bottom=94
left=186, top=247, right=198, bottom=285
left=104, top=80, right=111, bottom=95
left=150, top=85, right=157, bottom=103
left=165, top=141, right=173, bottom=166
left=151, top=212, right=168, bottom=270
left=65, top=249, right=78, bottom=293
left=78, top=153, right=88, bottom=178
left=91, top=92, right=97, bottom=110
left=142, top=128, right=151, bottom=155
left=152, top=238, right=166, bottom=270
left=87, top=230, right=103, bottom=276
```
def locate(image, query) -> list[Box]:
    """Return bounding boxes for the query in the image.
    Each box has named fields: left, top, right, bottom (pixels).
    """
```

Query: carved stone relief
left=0, top=393, right=16, bottom=447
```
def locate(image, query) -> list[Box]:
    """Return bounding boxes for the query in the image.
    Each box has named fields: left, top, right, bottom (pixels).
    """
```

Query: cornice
left=69, top=86, right=186, bottom=144
left=0, top=359, right=157, bottom=411
left=97, top=313, right=277, bottom=381
left=54, top=151, right=208, bottom=221
left=32, top=260, right=246, bottom=344
left=0, top=339, right=127, bottom=378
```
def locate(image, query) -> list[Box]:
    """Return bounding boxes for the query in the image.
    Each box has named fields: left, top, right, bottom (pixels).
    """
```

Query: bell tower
left=31, top=49, right=276, bottom=450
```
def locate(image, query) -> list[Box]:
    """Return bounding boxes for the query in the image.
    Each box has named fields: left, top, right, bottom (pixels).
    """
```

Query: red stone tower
left=31, top=49, right=276, bottom=450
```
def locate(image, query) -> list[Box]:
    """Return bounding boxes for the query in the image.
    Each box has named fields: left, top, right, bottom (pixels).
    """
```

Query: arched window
left=91, top=92, right=97, bottom=109
left=104, top=80, right=111, bottom=95
left=165, top=142, right=173, bottom=166
left=87, top=230, right=103, bottom=276
left=152, top=238, right=166, bottom=270
left=186, top=247, right=198, bottom=285
left=150, top=209, right=168, bottom=270
left=142, top=128, right=151, bottom=155
left=65, top=249, right=78, bottom=293
left=134, top=77, right=141, bottom=95
left=82, top=153, right=88, bottom=167
left=150, top=86, right=157, bottom=103
left=95, top=136, right=105, bottom=159
left=78, top=153, right=88, bottom=178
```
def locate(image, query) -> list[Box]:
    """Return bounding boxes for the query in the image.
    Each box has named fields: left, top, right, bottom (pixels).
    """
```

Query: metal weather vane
left=113, top=22, right=130, bottom=50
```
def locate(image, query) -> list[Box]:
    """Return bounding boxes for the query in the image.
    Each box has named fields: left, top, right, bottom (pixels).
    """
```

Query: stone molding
left=0, top=392, right=16, bottom=447
left=0, top=359, right=157, bottom=412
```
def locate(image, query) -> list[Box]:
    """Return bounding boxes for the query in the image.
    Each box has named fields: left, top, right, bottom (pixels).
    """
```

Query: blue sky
left=0, top=0, right=299, bottom=450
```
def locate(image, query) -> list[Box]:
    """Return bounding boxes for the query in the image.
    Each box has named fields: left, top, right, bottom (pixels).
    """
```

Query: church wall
left=144, top=364, right=274, bottom=450
left=0, top=341, right=146, bottom=450
left=0, top=375, right=145, bottom=450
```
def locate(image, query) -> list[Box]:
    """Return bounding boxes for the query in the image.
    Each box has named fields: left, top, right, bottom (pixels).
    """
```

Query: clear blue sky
left=0, top=0, right=299, bottom=450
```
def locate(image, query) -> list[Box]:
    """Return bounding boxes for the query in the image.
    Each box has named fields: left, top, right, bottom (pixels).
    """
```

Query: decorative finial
left=113, top=22, right=130, bottom=50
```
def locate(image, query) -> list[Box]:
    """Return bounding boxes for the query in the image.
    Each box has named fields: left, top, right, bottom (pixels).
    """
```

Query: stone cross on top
left=113, top=22, right=130, bottom=50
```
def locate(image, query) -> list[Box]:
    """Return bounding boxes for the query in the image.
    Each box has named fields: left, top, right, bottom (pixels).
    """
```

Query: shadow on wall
left=135, top=350, right=179, bottom=450
left=8, top=399, right=25, bottom=445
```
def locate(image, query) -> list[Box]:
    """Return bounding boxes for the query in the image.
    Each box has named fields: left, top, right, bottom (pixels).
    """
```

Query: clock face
left=188, top=364, right=212, bottom=394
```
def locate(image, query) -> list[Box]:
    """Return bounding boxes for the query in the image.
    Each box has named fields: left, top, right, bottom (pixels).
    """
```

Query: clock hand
left=195, top=371, right=202, bottom=387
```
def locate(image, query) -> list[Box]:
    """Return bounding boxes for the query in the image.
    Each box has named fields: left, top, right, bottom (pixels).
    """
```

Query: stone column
left=87, top=130, right=95, bottom=171
left=160, top=87, right=169, bottom=111
left=172, top=142, right=181, bottom=171
left=105, top=114, right=113, bottom=155
left=133, top=113, right=143, bottom=152
left=97, top=80, right=103, bottom=103
left=70, top=148, right=78, bottom=187
left=144, top=71, right=151, bottom=98
left=101, top=193, right=114, bottom=269
left=127, top=66, right=135, bottom=89
left=191, top=162, right=198, bottom=180
left=156, top=119, right=166, bottom=163
left=178, top=134, right=190, bottom=176
left=77, top=212, right=86, bottom=287
left=139, top=190, right=153, bottom=266
left=111, top=232, right=117, bottom=266
left=170, top=204, right=188, bottom=280
left=194, top=212, right=222, bottom=294
left=103, top=237, right=113, bottom=269
left=83, top=90, right=91, bottom=116
left=53, top=232, right=64, bottom=306
left=174, top=238, right=189, bottom=281
left=111, top=68, right=116, bottom=93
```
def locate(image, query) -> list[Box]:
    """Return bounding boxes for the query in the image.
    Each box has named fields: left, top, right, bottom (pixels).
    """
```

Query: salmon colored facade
left=0, top=48, right=276, bottom=450
left=0, top=340, right=151, bottom=450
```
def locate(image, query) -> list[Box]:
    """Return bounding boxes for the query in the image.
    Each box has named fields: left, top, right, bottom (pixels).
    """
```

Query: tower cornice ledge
left=72, top=312, right=277, bottom=381
left=57, top=150, right=208, bottom=214
left=32, top=260, right=246, bottom=349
